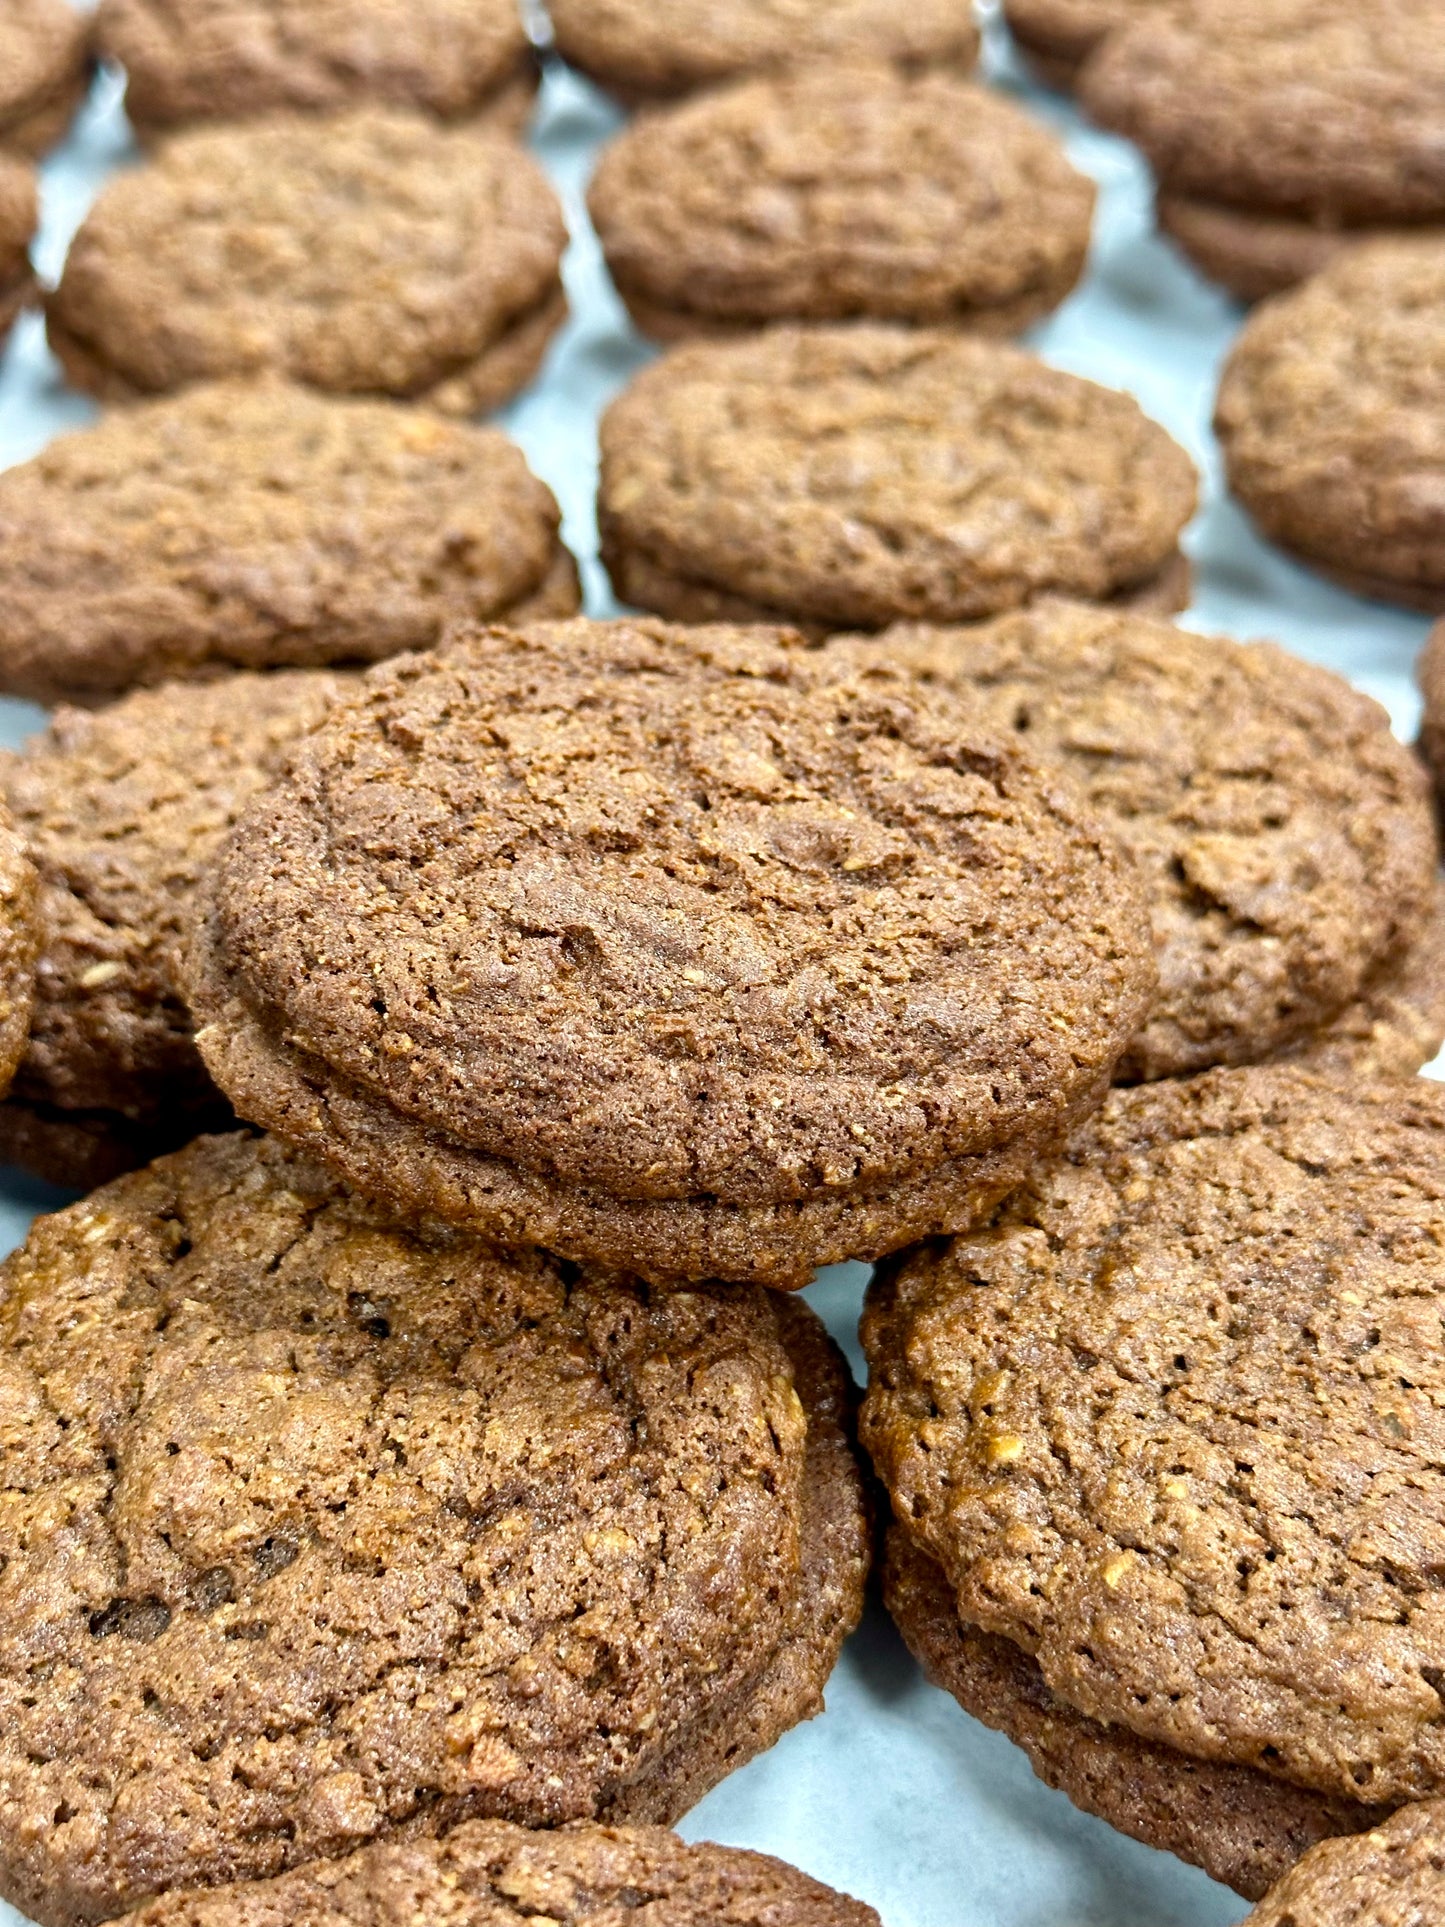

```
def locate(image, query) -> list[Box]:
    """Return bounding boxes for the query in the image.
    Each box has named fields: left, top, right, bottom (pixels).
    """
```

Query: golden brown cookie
left=548, top=0, right=980, bottom=105
left=108, top=1822, right=881, bottom=1927
left=95, top=0, right=536, bottom=140
left=599, top=328, right=1197, bottom=630
left=46, top=110, right=567, bottom=411
left=0, top=0, right=90, bottom=156
left=1243, top=1801, right=1445, bottom=1926
left=0, top=152, right=37, bottom=349
left=1418, top=622, right=1445, bottom=816
left=0, top=383, right=578, bottom=704
left=0, top=1131, right=868, bottom=1927
left=1004, top=0, right=1158, bottom=91
left=185, top=618, right=1157, bottom=1289
left=1215, top=242, right=1445, bottom=611
left=588, top=64, right=1095, bottom=340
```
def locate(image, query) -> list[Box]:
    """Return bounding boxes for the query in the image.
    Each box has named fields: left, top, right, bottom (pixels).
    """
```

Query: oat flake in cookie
left=108, top=1821, right=881, bottom=1927
left=548, top=0, right=979, bottom=105
left=598, top=328, right=1197, bottom=630
left=588, top=64, right=1095, bottom=341
left=186, top=618, right=1156, bottom=1288
left=862, top=1066, right=1445, bottom=1885
left=0, top=152, right=36, bottom=352
left=96, top=0, right=537, bottom=141
left=1243, top=1801, right=1445, bottom=1927
left=853, top=602, right=1439, bottom=1079
left=0, top=1131, right=868, bottom=1927
left=45, top=109, right=567, bottom=413
left=1083, top=0, right=1445, bottom=300
left=0, top=384, right=578, bottom=705
left=0, top=672, right=345, bottom=1190
left=0, top=0, right=90, bottom=157
left=1216, top=242, right=1445, bottom=612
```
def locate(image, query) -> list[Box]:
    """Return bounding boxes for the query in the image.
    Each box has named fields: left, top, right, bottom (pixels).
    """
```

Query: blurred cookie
left=111, top=1822, right=880, bottom=1927
left=599, top=327, right=1196, bottom=629
left=863, top=1067, right=1445, bottom=1888
left=0, top=153, right=36, bottom=350
left=186, top=618, right=1157, bottom=1289
left=1084, top=0, right=1445, bottom=300
left=0, top=383, right=578, bottom=704
left=1003, top=0, right=1157, bottom=91
left=96, top=0, right=536, bottom=140
left=548, top=0, right=979, bottom=105
left=0, top=0, right=90, bottom=157
left=46, top=110, right=567, bottom=412
left=1215, top=242, right=1445, bottom=611
left=858, top=602, right=1438, bottom=1079
left=884, top=1526, right=1386, bottom=1900
left=0, top=671, right=344, bottom=1189
left=588, top=64, right=1095, bottom=341
left=0, top=1130, right=868, bottom=1926
left=1417, top=621, right=1445, bottom=815
left=1243, top=1802, right=1445, bottom=1927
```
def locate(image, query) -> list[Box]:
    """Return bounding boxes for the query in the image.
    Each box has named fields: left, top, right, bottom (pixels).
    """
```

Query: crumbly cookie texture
left=1083, top=0, right=1445, bottom=225
left=0, top=0, right=91, bottom=157
left=883, top=1526, right=1388, bottom=1900
left=46, top=110, right=567, bottom=409
left=108, top=1822, right=881, bottom=1927
left=0, top=1131, right=867, bottom=1927
left=0, top=797, right=38, bottom=1104
left=1216, top=242, right=1445, bottom=608
left=187, top=617, right=1157, bottom=1287
left=862, top=1066, right=1445, bottom=1809
left=599, top=327, right=1196, bottom=629
left=588, top=64, right=1094, bottom=338
left=1243, top=1800, right=1445, bottom=1926
left=548, top=0, right=979, bottom=103
left=852, top=602, right=1438, bottom=1080
left=0, top=383, right=577, bottom=704
left=95, top=0, right=534, bottom=137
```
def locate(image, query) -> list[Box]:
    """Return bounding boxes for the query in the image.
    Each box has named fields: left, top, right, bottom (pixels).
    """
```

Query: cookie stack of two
left=0, top=616, right=1162, bottom=1927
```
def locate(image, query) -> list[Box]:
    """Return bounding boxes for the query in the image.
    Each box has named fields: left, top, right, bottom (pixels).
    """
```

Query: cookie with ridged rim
left=108, top=1821, right=881, bottom=1927
left=883, top=1525, right=1388, bottom=1900
left=95, top=0, right=536, bottom=140
left=862, top=1065, right=1445, bottom=1813
left=45, top=109, right=567, bottom=413
left=599, top=326, right=1197, bottom=631
left=0, top=383, right=578, bottom=705
left=847, top=601, right=1438, bottom=1080
left=185, top=617, right=1157, bottom=1288
left=0, top=1130, right=867, bottom=1927
left=0, top=0, right=90, bottom=157
left=588, top=64, right=1095, bottom=340
left=548, top=0, right=979, bottom=105
left=0, top=670, right=347, bottom=1190
left=1215, top=241, right=1445, bottom=610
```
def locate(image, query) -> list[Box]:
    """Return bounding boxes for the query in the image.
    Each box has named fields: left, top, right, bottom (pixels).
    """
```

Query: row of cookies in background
left=1, top=8, right=1445, bottom=1927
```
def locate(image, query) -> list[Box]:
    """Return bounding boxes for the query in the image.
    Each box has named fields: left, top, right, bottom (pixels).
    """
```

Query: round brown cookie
left=883, top=1525, right=1388, bottom=1900
left=0, top=384, right=578, bottom=705
left=1243, top=1801, right=1445, bottom=1927
left=855, top=602, right=1438, bottom=1080
left=45, top=110, right=567, bottom=411
left=1083, top=0, right=1445, bottom=228
left=0, top=798, right=38, bottom=1103
left=95, top=0, right=536, bottom=141
left=1418, top=622, right=1445, bottom=818
left=1003, top=0, right=1158, bottom=92
left=547, top=0, right=979, bottom=106
left=861, top=1065, right=1445, bottom=1810
left=185, top=617, right=1157, bottom=1289
left=587, top=65, right=1095, bottom=341
left=1281, top=880, right=1445, bottom=1083
left=598, top=327, right=1197, bottom=631
left=0, top=152, right=36, bottom=351
left=0, top=671, right=343, bottom=1188
left=0, top=0, right=90, bottom=157
left=1215, top=242, right=1445, bottom=611
left=109, top=1821, right=880, bottom=1927
left=0, top=1129, right=868, bottom=1927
